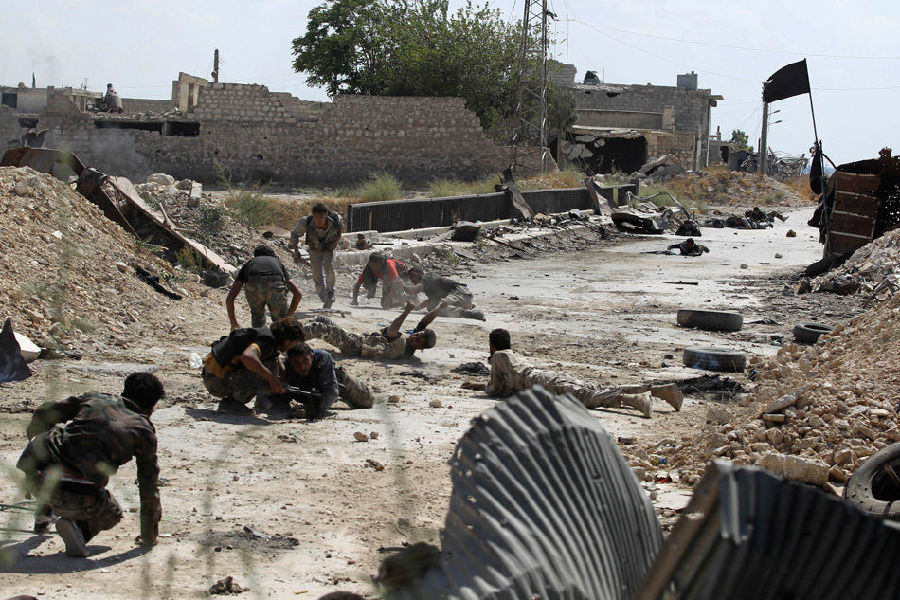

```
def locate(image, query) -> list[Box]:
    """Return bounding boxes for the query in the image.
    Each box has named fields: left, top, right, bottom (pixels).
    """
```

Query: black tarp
left=0, top=318, right=32, bottom=384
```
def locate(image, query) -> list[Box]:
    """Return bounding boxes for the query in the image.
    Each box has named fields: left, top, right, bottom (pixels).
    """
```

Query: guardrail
left=347, top=187, right=603, bottom=233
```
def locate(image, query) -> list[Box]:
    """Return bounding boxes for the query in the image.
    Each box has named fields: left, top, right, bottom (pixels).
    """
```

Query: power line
left=564, top=18, right=900, bottom=61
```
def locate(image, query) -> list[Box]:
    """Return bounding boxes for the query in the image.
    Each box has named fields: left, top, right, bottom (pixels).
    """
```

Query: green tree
left=730, top=129, right=754, bottom=153
left=291, top=0, right=571, bottom=141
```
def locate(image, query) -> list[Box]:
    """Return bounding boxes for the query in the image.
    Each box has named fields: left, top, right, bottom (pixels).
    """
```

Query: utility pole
left=758, top=99, right=768, bottom=175
left=511, top=0, right=552, bottom=175
left=211, top=49, right=220, bottom=83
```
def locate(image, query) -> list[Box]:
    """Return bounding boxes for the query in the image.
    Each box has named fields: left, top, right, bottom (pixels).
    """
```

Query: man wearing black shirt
left=202, top=317, right=306, bottom=413
left=226, top=245, right=302, bottom=329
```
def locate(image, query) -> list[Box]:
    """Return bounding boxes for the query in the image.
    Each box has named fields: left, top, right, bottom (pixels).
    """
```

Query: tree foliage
left=730, top=129, right=754, bottom=153
left=291, top=0, right=570, bottom=140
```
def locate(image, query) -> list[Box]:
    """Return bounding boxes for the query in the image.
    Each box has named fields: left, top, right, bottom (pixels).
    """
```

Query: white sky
left=2, top=0, right=898, bottom=165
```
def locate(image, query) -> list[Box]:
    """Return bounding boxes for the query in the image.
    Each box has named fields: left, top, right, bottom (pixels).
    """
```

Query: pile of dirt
left=813, top=227, right=900, bottom=296
left=664, top=170, right=807, bottom=209
left=0, top=166, right=212, bottom=356
left=642, top=292, right=900, bottom=486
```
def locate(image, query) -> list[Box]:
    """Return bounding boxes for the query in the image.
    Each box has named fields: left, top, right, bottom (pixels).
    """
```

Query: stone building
left=1, top=72, right=523, bottom=185
left=550, top=65, right=722, bottom=173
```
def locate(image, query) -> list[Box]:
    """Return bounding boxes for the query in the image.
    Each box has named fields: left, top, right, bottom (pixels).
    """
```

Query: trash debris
left=683, top=347, right=747, bottom=373
left=844, top=442, right=900, bottom=520
left=451, top=361, right=490, bottom=375
left=134, top=266, right=183, bottom=300
left=792, top=322, right=834, bottom=344
left=0, top=318, right=31, bottom=384
left=676, top=309, right=743, bottom=332
left=209, top=576, right=246, bottom=595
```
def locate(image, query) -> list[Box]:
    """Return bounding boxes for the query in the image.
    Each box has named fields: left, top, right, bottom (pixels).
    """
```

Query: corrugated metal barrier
left=635, top=460, right=900, bottom=600
left=347, top=188, right=594, bottom=232
left=384, top=387, right=663, bottom=599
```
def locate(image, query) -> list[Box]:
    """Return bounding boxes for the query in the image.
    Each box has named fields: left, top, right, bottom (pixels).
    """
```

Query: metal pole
left=212, top=49, right=220, bottom=83
left=808, top=83, right=820, bottom=152
left=539, top=0, right=549, bottom=172
left=759, top=98, right=769, bottom=175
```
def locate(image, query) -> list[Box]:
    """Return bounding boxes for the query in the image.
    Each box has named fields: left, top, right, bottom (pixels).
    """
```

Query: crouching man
left=202, top=317, right=306, bottom=413
left=279, top=343, right=374, bottom=419
left=16, top=373, right=165, bottom=556
left=462, top=329, right=682, bottom=418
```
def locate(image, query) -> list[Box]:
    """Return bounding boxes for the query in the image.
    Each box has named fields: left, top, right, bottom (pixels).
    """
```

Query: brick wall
left=5, top=84, right=511, bottom=185
left=121, top=98, right=175, bottom=114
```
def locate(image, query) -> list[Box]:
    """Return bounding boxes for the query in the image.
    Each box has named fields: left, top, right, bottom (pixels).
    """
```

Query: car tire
left=683, top=347, right=747, bottom=373
left=793, top=322, right=834, bottom=344
left=676, top=309, right=743, bottom=332
left=844, top=443, right=900, bottom=520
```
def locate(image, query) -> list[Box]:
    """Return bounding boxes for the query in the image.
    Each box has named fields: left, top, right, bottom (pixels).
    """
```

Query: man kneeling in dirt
left=16, top=373, right=164, bottom=556
left=404, top=267, right=484, bottom=321
left=203, top=317, right=306, bottom=413
left=351, top=252, right=410, bottom=308
left=276, top=343, right=374, bottom=420
left=462, top=329, right=682, bottom=418
left=304, top=300, right=447, bottom=360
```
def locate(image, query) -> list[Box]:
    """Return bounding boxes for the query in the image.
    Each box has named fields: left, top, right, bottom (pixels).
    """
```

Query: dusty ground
left=0, top=203, right=866, bottom=599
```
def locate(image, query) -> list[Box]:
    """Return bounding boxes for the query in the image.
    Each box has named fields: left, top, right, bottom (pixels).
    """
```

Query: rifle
left=274, top=386, right=326, bottom=420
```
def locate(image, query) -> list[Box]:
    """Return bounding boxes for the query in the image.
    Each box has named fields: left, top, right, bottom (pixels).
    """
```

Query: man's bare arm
left=385, top=301, right=416, bottom=338
left=225, top=279, right=243, bottom=330
left=238, top=345, right=284, bottom=393
left=417, top=300, right=448, bottom=330
left=285, top=280, right=302, bottom=316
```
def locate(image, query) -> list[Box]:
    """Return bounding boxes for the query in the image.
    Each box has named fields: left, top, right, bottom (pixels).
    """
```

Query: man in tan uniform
left=462, top=329, right=683, bottom=418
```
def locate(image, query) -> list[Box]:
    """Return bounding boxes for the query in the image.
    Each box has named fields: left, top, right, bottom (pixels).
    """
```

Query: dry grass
left=264, top=196, right=353, bottom=230
left=783, top=175, right=818, bottom=204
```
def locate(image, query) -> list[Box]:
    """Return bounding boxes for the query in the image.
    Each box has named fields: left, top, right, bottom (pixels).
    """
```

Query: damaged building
left=551, top=67, right=721, bottom=173
left=0, top=73, right=527, bottom=186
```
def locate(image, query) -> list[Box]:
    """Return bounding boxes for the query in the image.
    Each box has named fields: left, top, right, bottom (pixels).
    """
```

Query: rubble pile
left=645, top=292, right=900, bottom=486
left=813, top=226, right=900, bottom=296
left=0, top=166, right=210, bottom=355
left=668, top=170, right=805, bottom=209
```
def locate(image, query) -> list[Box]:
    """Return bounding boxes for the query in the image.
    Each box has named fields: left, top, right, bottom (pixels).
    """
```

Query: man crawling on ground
left=275, top=343, right=374, bottom=420
left=462, top=328, right=683, bottom=418
left=304, top=300, right=448, bottom=360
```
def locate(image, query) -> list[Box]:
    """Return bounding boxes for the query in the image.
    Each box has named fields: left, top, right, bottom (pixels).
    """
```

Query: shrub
left=225, top=190, right=276, bottom=229
left=427, top=176, right=498, bottom=198
left=197, top=204, right=227, bottom=238
left=354, top=172, right=402, bottom=203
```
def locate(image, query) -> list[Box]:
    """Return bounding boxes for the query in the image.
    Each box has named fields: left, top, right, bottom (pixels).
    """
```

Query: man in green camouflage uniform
left=16, top=373, right=165, bottom=556
left=462, top=329, right=683, bottom=419
left=227, top=245, right=302, bottom=329
left=304, top=300, right=447, bottom=360
left=291, top=202, right=343, bottom=309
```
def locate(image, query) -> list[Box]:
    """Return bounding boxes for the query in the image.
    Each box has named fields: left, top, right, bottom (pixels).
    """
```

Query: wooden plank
left=829, top=231, right=872, bottom=254
left=830, top=213, right=876, bottom=236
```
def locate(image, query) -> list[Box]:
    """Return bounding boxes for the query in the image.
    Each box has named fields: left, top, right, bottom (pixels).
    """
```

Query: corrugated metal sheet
left=385, top=387, right=663, bottom=599
left=635, top=461, right=900, bottom=600
left=347, top=189, right=593, bottom=232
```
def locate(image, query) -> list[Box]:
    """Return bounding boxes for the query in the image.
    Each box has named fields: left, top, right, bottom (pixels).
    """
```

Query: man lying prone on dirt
left=404, top=267, right=484, bottom=321
left=304, top=300, right=447, bottom=360
left=271, top=343, right=374, bottom=420
left=462, top=328, right=683, bottom=418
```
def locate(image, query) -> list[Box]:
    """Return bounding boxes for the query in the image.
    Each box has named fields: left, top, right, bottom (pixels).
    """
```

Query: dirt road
left=0, top=208, right=862, bottom=599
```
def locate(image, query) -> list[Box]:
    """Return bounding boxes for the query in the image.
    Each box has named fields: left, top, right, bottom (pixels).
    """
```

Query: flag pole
left=807, top=69, right=820, bottom=157
left=759, top=97, right=769, bottom=175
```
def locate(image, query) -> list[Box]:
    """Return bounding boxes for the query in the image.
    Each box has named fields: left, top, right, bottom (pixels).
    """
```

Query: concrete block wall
left=121, top=98, right=175, bottom=114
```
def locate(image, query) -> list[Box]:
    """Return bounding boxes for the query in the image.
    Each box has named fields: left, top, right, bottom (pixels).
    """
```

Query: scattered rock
left=786, top=229, right=797, bottom=237
left=209, top=575, right=246, bottom=595
left=387, top=395, right=401, bottom=404
left=369, top=431, right=379, bottom=440
left=428, top=399, right=443, bottom=408
left=353, top=431, right=370, bottom=443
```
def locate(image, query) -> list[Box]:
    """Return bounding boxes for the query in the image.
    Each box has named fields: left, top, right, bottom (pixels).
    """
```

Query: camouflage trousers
left=303, top=317, right=362, bottom=356
left=426, top=287, right=482, bottom=319
left=30, top=478, right=123, bottom=543
left=336, top=366, right=374, bottom=409
left=308, top=249, right=336, bottom=303
left=244, top=275, right=289, bottom=328
left=202, top=357, right=279, bottom=404
left=523, top=368, right=655, bottom=409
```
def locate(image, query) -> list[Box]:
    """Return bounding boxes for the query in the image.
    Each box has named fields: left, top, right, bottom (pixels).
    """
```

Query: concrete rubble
left=812, top=226, right=900, bottom=297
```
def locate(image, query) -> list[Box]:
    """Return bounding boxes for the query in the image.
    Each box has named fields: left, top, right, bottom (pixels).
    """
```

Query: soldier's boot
left=33, top=514, right=52, bottom=535
left=217, top=396, right=253, bottom=415
left=650, top=383, right=683, bottom=411
left=56, top=518, right=87, bottom=557
left=619, top=392, right=653, bottom=419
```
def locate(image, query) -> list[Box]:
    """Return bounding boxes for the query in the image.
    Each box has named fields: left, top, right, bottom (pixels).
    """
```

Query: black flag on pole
left=763, top=59, right=810, bottom=102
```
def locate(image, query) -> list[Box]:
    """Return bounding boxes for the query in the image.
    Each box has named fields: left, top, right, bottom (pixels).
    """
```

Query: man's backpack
left=210, top=328, right=259, bottom=367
